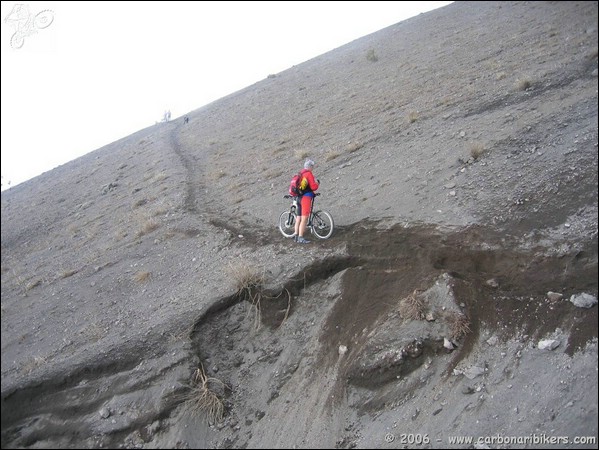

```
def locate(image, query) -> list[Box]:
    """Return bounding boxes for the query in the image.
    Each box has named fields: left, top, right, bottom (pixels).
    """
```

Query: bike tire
left=34, top=10, right=54, bottom=29
left=10, top=33, right=25, bottom=49
left=278, top=211, right=296, bottom=238
left=310, top=210, right=334, bottom=239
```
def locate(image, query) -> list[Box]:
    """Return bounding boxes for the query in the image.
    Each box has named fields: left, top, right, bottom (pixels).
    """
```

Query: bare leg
left=298, top=216, right=308, bottom=237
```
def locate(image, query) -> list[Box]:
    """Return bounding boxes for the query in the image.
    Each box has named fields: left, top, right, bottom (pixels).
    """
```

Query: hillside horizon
left=0, top=2, right=454, bottom=193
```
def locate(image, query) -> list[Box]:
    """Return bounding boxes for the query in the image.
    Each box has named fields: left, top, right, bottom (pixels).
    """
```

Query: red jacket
left=300, top=169, right=319, bottom=196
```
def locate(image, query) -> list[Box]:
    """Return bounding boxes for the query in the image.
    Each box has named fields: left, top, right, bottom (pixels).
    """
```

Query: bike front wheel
left=278, top=211, right=296, bottom=238
left=310, top=210, right=334, bottom=239
left=34, top=10, right=54, bottom=29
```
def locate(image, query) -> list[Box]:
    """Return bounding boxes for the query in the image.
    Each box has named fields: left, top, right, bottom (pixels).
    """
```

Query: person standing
left=293, top=159, right=319, bottom=244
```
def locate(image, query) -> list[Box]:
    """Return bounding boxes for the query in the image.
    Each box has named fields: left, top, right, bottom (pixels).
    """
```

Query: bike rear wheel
left=310, top=210, right=334, bottom=239
left=278, top=211, right=296, bottom=238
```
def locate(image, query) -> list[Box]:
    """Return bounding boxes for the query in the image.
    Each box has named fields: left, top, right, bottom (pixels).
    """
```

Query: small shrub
left=26, top=279, right=42, bottom=291
left=347, top=142, right=363, bottom=153
left=208, top=169, right=227, bottom=181
left=59, top=269, right=78, bottom=279
left=133, top=271, right=151, bottom=283
left=267, top=169, right=284, bottom=178
left=151, top=205, right=168, bottom=217
left=407, top=111, right=419, bottom=124
left=137, top=219, right=160, bottom=237
left=515, top=77, right=532, bottom=91
left=295, top=149, right=310, bottom=160
left=325, top=150, right=341, bottom=162
left=366, top=48, right=378, bottom=62
left=133, top=198, right=148, bottom=208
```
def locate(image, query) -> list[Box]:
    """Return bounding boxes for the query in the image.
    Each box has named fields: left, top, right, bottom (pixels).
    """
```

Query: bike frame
left=290, top=196, right=316, bottom=228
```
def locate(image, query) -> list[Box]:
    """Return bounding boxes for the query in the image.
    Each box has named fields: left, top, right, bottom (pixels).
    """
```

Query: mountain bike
left=278, top=193, right=334, bottom=239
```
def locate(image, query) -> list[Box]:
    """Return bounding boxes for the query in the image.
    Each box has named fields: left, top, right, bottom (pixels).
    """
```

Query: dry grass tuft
left=469, top=141, right=485, bottom=160
left=133, top=271, right=151, bottom=283
left=399, top=289, right=427, bottom=320
left=208, top=169, right=228, bottom=181
left=446, top=311, right=472, bottom=340
left=266, top=168, right=284, bottom=178
left=295, top=149, right=310, bottom=160
left=26, top=279, right=42, bottom=291
left=59, top=269, right=78, bottom=279
left=515, top=77, right=532, bottom=91
left=227, top=260, right=265, bottom=329
left=407, top=111, right=419, bottom=123
left=347, top=141, right=363, bottom=153
left=227, top=260, right=264, bottom=294
left=325, top=149, right=341, bottom=162
left=137, top=219, right=160, bottom=237
left=183, top=365, right=228, bottom=424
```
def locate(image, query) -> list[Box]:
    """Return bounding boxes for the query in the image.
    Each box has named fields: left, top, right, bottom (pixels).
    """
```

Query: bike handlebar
left=283, top=193, right=321, bottom=199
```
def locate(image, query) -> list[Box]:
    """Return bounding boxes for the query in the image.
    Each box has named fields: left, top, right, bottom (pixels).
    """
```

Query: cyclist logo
left=5, top=4, right=54, bottom=49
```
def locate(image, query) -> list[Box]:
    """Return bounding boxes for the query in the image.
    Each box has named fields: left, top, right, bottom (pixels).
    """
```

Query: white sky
left=1, top=1, right=452, bottom=191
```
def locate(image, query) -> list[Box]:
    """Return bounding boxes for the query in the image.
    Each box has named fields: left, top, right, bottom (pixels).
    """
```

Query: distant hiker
left=293, top=159, right=319, bottom=244
left=184, top=116, right=189, bottom=124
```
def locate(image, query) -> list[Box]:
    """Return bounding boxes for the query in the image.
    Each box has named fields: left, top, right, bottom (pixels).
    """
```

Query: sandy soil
left=1, top=1, right=598, bottom=448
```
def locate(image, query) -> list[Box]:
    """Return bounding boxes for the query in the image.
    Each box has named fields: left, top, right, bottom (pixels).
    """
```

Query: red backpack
left=289, top=172, right=303, bottom=197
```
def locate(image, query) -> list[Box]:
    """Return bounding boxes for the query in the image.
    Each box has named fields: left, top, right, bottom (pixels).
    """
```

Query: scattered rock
left=463, top=366, right=485, bottom=379
left=486, top=279, right=499, bottom=288
left=99, top=407, right=111, bottom=419
left=547, top=291, right=563, bottom=302
left=538, top=339, right=560, bottom=350
left=486, top=335, right=498, bottom=346
left=569, top=293, right=597, bottom=308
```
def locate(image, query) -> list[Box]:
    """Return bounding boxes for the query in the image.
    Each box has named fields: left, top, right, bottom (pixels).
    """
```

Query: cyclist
left=293, top=159, right=319, bottom=244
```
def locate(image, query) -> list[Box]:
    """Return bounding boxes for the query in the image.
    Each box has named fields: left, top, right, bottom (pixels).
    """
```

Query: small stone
left=570, top=293, right=597, bottom=308
left=486, top=336, right=498, bottom=346
left=547, top=291, right=563, bottom=302
left=538, top=339, right=560, bottom=350
left=486, top=279, right=499, bottom=288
